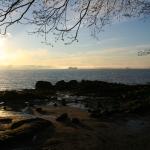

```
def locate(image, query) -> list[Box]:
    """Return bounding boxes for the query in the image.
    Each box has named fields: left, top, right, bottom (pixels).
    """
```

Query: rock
left=54, top=103, right=58, bottom=107
left=72, top=118, right=81, bottom=125
left=11, top=118, right=39, bottom=129
left=36, top=107, right=42, bottom=113
left=55, top=80, right=68, bottom=90
left=61, top=99, right=67, bottom=106
left=71, top=117, right=87, bottom=128
left=35, top=107, right=48, bottom=115
left=90, top=110, right=101, bottom=118
left=0, top=118, right=55, bottom=149
left=0, top=118, right=12, bottom=124
left=68, top=80, right=78, bottom=89
left=35, top=81, right=53, bottom=91
left=56, top=114, right=85, bottom=128
left=22, top=106, right=34, bottom=114
left=3, top=106, right=7, bottom=110
left=56, top=113, right=70, bottom=122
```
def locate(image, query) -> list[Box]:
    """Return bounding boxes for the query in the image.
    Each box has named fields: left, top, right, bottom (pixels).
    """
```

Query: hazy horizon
left=0, top=18, right=150, bottom=69
left=0, top=65, right=149, bottom=70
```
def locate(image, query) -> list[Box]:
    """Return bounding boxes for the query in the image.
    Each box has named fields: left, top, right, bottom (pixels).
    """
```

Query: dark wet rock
left=56, top=114, right=86, bottom=128
left=2, top=91, right=19, bottom=100
left=22, top=106, right=34, bottom=114
left=36, top=107, right=42, bottom=113
left=56, top=113, right=70, bottom=123
left=35, top=81, right=53, bottom=91
left=72, top=118, right=81, bottom=125
left=25, top=102, right=35, bottom=108
left=11, top=118, right=40, bottom=129
left=71, top=117, right=85, bottom=127
left=0, top=118, right=55, bottom=149
left=36, top=107, right=48, bottom=115
left=2, top=106, right=7, bottom=110
left=54, top=103, right=58, bottom=107
left=55, top=80, right=68, bottom=90
left=67, top=80, right=79, bottom=90
left=71, top=117, right=89, bottom=129
left=61, top=99, right=67, bottom=106
left=0, top=118, right=12, bottom=124
left=90, top=108, right=115, bottom=118
left=90, top=110, right=101, bottom=118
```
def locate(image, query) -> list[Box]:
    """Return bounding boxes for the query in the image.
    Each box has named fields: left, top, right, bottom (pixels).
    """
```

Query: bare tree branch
left=0, top=0, right=150, bottom=44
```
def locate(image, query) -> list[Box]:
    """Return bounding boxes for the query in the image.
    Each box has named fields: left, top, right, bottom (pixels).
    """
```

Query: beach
left=0, top=80, right=150, bottom=149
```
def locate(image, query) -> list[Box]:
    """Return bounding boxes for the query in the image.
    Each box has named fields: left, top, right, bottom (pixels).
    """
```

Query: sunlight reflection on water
left=0, top=110, right=35, bottom=119
left=0, top=110, right=20, bottom=117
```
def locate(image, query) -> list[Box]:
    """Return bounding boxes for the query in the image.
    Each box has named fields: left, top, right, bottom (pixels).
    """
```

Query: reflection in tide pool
left=0, top=110, right=19, bottom=117
left=0, top=109, right=34, bottom=118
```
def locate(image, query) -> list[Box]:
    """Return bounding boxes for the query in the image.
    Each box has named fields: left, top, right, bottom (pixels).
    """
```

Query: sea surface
left=0, top=69, right=150, bottom=90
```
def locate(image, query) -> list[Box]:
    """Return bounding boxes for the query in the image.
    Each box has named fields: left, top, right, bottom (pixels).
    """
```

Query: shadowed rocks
left=0, top=118, right=12, bottom=124
left=0, top=117, right=55, bottom=149
left=56, top=113, right=86, bottom=128
left=0, top=80, right=150, bottom=118
left=56, top=113, right=70, bottom=123
left=35, top=81, right=53, bottom=91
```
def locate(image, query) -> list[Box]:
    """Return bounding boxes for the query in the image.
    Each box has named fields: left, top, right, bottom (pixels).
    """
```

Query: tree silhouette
left=0, top=0, right=150, bottom=44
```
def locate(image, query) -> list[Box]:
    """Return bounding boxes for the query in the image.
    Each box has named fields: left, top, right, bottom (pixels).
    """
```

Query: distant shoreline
left=0, top=68, right=150, bottom=70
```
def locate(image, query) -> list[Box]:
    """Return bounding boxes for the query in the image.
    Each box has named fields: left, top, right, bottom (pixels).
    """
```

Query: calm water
left=0, top=69, right=150, bottom=90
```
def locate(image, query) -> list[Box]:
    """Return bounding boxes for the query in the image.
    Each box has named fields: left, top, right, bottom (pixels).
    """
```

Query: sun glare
left=0, top=49, right=6, bottom=60
left=0, top=37, right=7, bottom=60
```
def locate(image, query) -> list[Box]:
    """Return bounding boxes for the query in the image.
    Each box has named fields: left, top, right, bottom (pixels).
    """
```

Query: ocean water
left=0, top=69, right=150, bottom=90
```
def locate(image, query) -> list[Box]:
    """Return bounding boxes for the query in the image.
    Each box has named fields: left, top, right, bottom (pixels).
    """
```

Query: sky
left=0, top=16, right=150, bottom=69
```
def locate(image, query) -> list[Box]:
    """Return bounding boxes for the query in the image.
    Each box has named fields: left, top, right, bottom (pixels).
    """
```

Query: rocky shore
left=1, top=106, right=150, bottom=150
left=0, top=80, right=150, bottom=149
left=0, top=80, right=150, bottom=115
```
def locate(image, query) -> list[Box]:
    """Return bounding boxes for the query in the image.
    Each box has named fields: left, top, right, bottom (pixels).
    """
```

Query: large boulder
left=68, top=80, right=78, bottom=90
left=35, top=81, right=53, bottom=91
left=55, top=80, right=68, bottom=90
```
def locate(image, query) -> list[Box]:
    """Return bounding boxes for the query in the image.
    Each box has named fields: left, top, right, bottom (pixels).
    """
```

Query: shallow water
left=0, top=109, right=36, bottom=118
left=0, top=110, right=20, bottom=117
